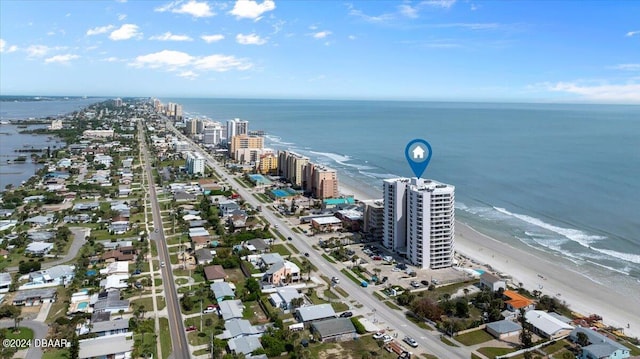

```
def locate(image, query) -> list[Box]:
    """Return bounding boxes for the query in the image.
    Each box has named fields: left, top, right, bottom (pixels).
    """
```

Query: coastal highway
left=139, top=123, right=190, bottom=359
left=166, top=121, right=471, bottom=358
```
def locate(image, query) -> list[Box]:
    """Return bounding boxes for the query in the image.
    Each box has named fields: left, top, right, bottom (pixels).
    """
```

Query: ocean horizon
left=2, top=96, right=639, bottom=295
left=164, top=97, right=640, bottom=293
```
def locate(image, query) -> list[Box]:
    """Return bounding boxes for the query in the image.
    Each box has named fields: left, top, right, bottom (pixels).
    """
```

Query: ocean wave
left=590, top=247, right=640, bottom=265
left=309, top=151, right=375, bottom=170
left=493, top=206, right=605, bottom=247
left=264, top=135, right=295, bottom=146
left=360, top=171, right=400, bottom=180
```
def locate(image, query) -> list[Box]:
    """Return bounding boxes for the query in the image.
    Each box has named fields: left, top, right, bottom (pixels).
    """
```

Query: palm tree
left=118, top=309, right=125, bottom=319
left=301, top=259, right=312, bottom=281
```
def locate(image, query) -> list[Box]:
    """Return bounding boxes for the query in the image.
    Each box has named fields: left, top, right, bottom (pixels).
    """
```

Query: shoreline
left=338, top=182, right=640, bottom=339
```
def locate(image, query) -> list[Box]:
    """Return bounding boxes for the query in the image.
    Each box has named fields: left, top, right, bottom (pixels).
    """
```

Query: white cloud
left=312, top=31, right=331, bottom=39
left=348, top=6, right=394, bottom=23
left=130, top=50, right=252, bottom=74
left=626, top=30, right=640, bottom=37
left=470, top=3, right=479, bottom=11
left=109, top=24, right=142, bottom=40
left=155, top=1, right=215, bottom=18
left=26, top=45, right=52, bottom=57
left=431, top=22, right=500, bottom=30
left=421, top=0, right=456, bottom=8
left=236, top=33, right=266, bottom=45
left=150, top=32, right=193, bottom=41
left=398, top=4, right=419, bottom=18
left=0, top=39, right=17, bottom=53
left=115, top=0, right=128, bottom=3
left=118, top=14, right=127, bottom=21
left=201, top=34, right=225, bottom=43
left=611, top=64, right=640, bottom=71
left=229, top=0, right=275, bottom=20
left=194, top=54, right=253, bottom=71
left=348, top=35, right=356, bottom=40
left=132, top=50, right=194, bottom=69
left=102, top=56, right=121, bottom=62
left=86, top=25, right=115, bottom=36
left=44, top=54, right=79, bottom=64
left=545, top=81, right=640, bottom=103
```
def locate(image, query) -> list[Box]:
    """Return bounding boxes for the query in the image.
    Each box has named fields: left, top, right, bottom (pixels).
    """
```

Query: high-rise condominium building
left=226, top=118, right=249, bottom=144
left=185, top=151, right=205, bottom=175
left=383, top=177, right=455, bottom=269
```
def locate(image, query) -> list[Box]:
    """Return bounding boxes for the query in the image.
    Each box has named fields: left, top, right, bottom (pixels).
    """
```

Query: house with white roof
left=25, top=242, right=54, bottom=256
left=99, top=261, right=129, bottom=276
left=211, top=282, right=235, bottom=302
left=218, top=300, right=245, bottom=321
left=216, top=318, right=266, bottom=340
left=79, top=332, right=133, bottom=359
left=0, top=273, right=12, bottom=293
left=269, top=287, right=304, bottom=311
left=569, top=327, right=631, bottom=359
left=295, top=304, right=336, bottom=324
left=228, top=336, right=263, bottom=356
left=100, top=274, right=129, bottom=290
left=525, top=310, right=574, bottom=340
left=91, top=290, right=129, bottom=314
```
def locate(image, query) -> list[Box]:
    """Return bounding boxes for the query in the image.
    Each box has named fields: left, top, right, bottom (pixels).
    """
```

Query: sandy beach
left=338, top=183, right=640, bottom=339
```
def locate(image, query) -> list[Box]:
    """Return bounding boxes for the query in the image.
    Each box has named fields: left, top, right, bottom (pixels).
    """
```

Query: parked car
left=339, top=311, right=353, bottom=318
left=132, top=269, right=141, bottom=275
left=410, top=281, right=420, bottom=288
left=382, top=335, right=393, bottom=343
left=304, top=252, right=309, bottom=257
left=160, top=261, right=165, bottom=268
left=372, top=332, right=385, bottom=339
left=331, top=276, right=340, bottom=284
left=421, top=280, right=430, bottom=286
left=203, top=308, right=216, bottom=314
left=185, top=325, right=197, bottom=332
left=287, top=237, right=292, bottom=241
left=403, top=336, right=419, bottom=348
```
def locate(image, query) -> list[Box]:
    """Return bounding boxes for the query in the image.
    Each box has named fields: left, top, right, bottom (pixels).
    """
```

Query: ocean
left=0, top=96, right=105, bottom=189
left=166, top=98, right=640, bottom=292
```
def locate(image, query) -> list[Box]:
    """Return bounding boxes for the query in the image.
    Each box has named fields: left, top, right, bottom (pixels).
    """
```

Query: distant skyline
left=1, top=0, right=639, bottom=103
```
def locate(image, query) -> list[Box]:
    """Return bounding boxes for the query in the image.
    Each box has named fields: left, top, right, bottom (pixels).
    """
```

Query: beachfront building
left=305, top=163, right=339, bottom=199
left=383, top=177, right=455, bottom=269
left=230, top=134, right=264, bottom=161
left=203, top=121, right=224, bottom=145
left=226, top=118, right=249, bottom=144
left=257, top=153, right=278, bottom=175
left=362, top=199, right=384, bottom=242
left=525, top=310, right=574, bottom=340
left=569, top=327, right=631, bottom=359
left=185, top=151, right=206, bottom=175
left=278, top=151, right=310, bottom=188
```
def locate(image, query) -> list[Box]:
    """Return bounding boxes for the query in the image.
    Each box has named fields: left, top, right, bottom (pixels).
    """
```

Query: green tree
left=70, top=332, right=79, bottom=359
left=519, top=308, right=533, bottom=349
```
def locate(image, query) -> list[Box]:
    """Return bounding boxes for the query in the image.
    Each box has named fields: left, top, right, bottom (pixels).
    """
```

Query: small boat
left=0, top=120, right=10, bottom=125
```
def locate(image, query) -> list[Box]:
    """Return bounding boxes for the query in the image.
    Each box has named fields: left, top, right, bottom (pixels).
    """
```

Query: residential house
left=89, top=320, right=130, bottom=337
left=28, top=231, right=55, bottom=242
left=191, top=235, right=213, bottom=250
left=259, top=253, right=284, bottom=270
left=99, top=262, right=129, bottom=276
left=12, top=288, right=57, bottom=306
left=480, top=272, right=506, bottom=292
left=204, top=265, right=228, bottom=282
left=263, top=260, right=300, bottom=285
left=244, top=239, right=269, bottom=254
left=295, top=304, right=336, bottom=324
left=525, top=310, right=574, bottom=340
left=503, top=290, right=535, bottom=312
left=269, top=287, right=304, bottom=311
left=0, top=209, right=15, bottom=217
left=569, top=327, right=631, bottom=359
left=229, top=210, right=248, bottom=229
left=92, top=290, right=130, bottom=314
left=228, top=336, right=263, bottom=356
left=0, top=272, right=12, bottom=293
left=73, top=202, right=100, bottom=211
left=79, top=332, right=134, bottom=359
left=100, top=274, right=130, bottom=290
left=101, top=248, right=135, bottom=262
left=25, top=242, right=54, bottom=256
left=486, top=320, right=523, bottom=339
left=174, top=191, right=197, bottom=202
left=218, top=200, right=240, bottom=217
left=311, top=318, right=356, bottom=342
left=25, top=214, right=55, bottom=227
left=311, top=216, right=343, bottom=232
left=195, top=248, right=214, bottom=265
left=211, top=282, right=235, bottom=302
left=217, top=318, right=265, bottom=340
left=27, top=265, right=75, bottom=286
left=218, top=300, right=245, bottom=321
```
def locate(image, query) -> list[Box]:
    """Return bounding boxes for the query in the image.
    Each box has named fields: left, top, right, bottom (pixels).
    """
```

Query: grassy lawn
left=477, top=347, right=515, bottom=358
left=340, top=268, right=362, bottom=285
left=46, top=288, right=70, bottom=323
left=384, top=301, right=401, bottom=310
left=157, top=295, right=166, bottom=310
left=405, top=313, right=434, bottom=331
left=271, top=244, right=291, bottom=256
left=334, top=286, right=349, bottom=298
left=455, top=329, right=494, bottom=346
left=134, top=332, right=158, bottom=359
left=184, top=315, right=223, bottom=345
left=150, top=241, right=158, bottom=256
left=287, top=243, right=300, bottom=254
left=542, top=339, right=571, bottom=355
left=331, top=302, right=349, bottom=312
left=42, top=349, right=70, bottom=359
left=159, top=318, right=172, bottom=359
left=176, top=278, right=189, bottom=285
left=306, top=336, right=397, bottom=359
left=440, top=336, right=459, bottom=347
left=322, top=253, right=337, bottom=264
left=373, top=291, right=385, bottom=300
left=1, top=327, right=34, bottom=347
left=131, top=297, right=154, bottom=311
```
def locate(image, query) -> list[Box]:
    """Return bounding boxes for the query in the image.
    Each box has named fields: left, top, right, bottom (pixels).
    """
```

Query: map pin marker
left=405, top=139, right=432, bottom=178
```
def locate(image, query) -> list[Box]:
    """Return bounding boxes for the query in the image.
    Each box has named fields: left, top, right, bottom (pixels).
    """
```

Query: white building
left=203, top=122, right=224, bottom=145
left=49, top=119, right=63, bottom=130
left=383, top=177, right=455, bottom=269
left=226, top=118, right=248, bottom=144
left=185, top=151, right=205, bottom=175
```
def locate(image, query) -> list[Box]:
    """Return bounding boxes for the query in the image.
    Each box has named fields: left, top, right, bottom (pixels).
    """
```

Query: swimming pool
left=77, top=302, right=88, bottom=310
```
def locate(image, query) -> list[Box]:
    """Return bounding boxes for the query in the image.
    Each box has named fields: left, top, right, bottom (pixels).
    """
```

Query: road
left=139, top=122, right=190, bottom=359
left=0, top=319, right=49, bottom=359
left=6, top=227, right=88, bottom=272
left=166, top=121, right=471, bottom=358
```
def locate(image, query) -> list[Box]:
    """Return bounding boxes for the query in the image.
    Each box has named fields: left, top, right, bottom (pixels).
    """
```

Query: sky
left=0, top=0, right=639, bottom=103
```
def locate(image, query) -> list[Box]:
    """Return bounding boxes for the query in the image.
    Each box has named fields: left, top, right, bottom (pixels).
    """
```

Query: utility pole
left=210, top=331, right=214, bottom=359
left=200, top=299, right=203, bottom=331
